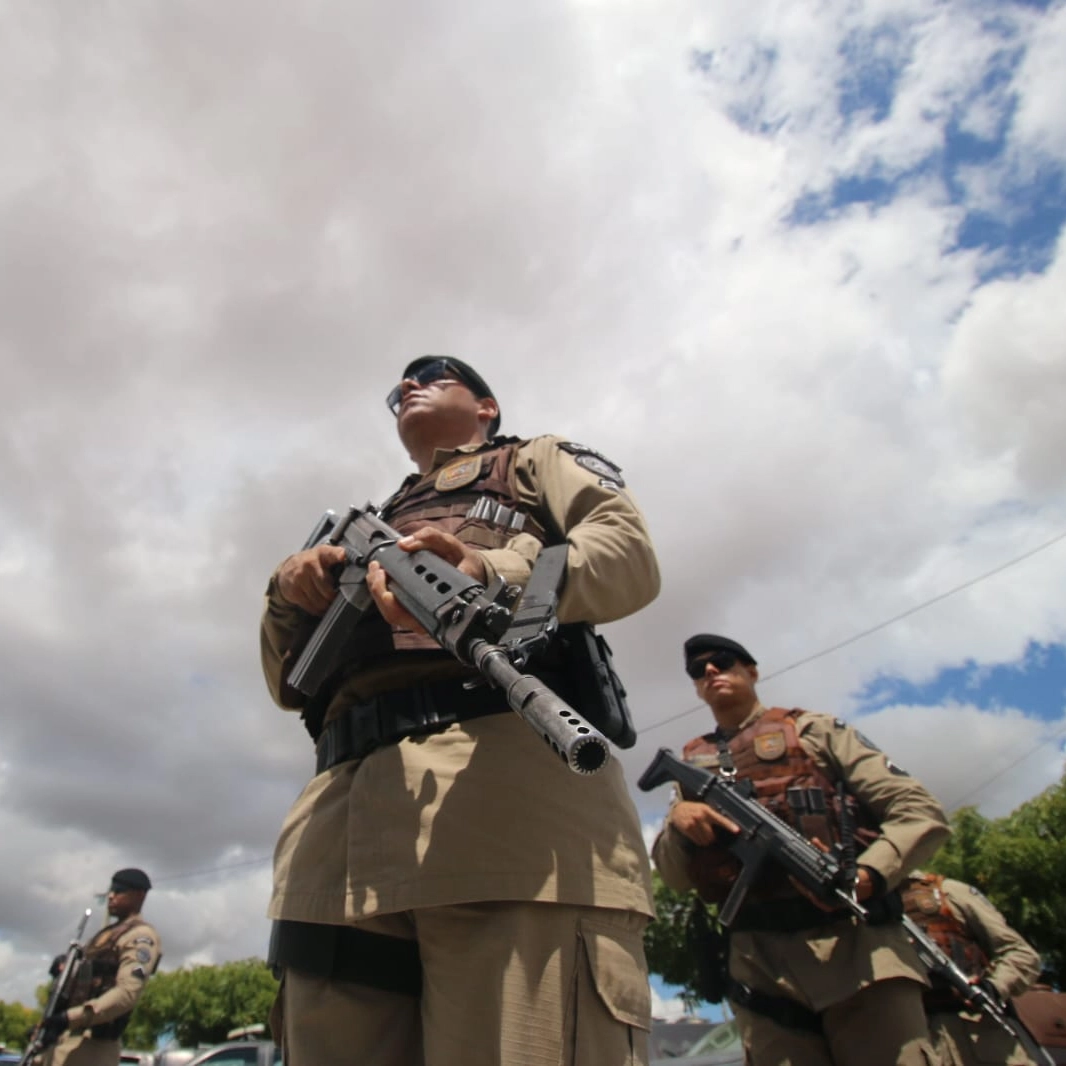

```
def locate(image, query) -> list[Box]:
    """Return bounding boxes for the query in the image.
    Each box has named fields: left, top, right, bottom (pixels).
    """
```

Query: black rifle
left=287, top=504, right=610, bottom=775
left=639, top=747, right=864, bottom=926
left=641, top=748, right=1055, bottom=1063
left=20, top=909, right=92, bottom=1064
left=901, top=913, right=1055, bottom=1066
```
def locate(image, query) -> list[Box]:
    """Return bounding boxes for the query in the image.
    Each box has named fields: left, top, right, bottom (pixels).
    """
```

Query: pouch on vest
left=540, top=624, right=637, bottom=749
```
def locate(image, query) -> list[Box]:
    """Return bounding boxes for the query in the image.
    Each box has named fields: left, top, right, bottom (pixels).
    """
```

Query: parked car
left=650, top=1018, right=742, bottom=1066
left=183, top=1041, right=281, bottom=1066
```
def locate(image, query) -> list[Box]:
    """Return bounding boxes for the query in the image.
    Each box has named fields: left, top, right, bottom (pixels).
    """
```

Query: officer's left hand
left=368, top=526, right=488, bottom=634
left=788, top=837, right=878, bottom=910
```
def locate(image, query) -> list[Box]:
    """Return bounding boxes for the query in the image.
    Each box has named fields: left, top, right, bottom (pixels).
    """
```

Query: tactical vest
left=68, top=917, right=153, bottom=1039
left=380, top=437, right=550, bottom=652
left=681, top=707, right=880, bottom=907
left=902, top=872, right=989, bottom=1007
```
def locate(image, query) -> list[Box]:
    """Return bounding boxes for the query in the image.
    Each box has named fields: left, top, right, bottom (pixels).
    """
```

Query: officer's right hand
left=668, top=801, right=740, bottom=846
left=275, top=544, right=349, bottom=616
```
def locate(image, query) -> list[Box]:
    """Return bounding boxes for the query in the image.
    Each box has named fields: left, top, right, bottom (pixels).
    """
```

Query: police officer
left=262, top=357, right=661, bottom=1066
left=902, top=872, right=1043, bottom=1066
left=651, top=634, right=951, bottom=1066
left=41, top=868, right=162, bottom=1066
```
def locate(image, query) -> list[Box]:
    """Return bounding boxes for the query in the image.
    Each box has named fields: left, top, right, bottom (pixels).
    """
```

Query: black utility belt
left=315, top=677, right=508, bottom=774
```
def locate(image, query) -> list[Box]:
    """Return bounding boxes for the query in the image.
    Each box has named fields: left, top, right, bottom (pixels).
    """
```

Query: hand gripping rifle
left=640, top=748, right=1055, bottom=1063
left=20, top=908, right=92, bottom=1065
left=287, top=504, right=610, bottom=775
left=639, top=747, right=864, bottom=927
left=900, top=914, right=1055, bottom=1066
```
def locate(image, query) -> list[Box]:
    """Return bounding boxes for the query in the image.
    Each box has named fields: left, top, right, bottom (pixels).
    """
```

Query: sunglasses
left=686, top=650, right=739, bottom=680
left=386, top=359, right=467, bottom=416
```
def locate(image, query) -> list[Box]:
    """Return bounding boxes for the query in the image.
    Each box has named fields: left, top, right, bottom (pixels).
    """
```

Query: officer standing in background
left=901, top=871, right=1043, bottom=1066
left=40, top=868, right=162, bottom=1066
left=262, top=356, right=661, bottom=1066
left=651, top=634, right=951, bottom=1066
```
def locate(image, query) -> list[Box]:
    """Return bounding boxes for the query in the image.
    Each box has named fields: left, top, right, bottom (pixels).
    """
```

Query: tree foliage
left=930, top=775, right=1066, bottom=985
left=122, top=959, right=278, bottom=1050
left=0, top=998, right=38, bottom=1048
left=643, top=871, right=711, bottom=1008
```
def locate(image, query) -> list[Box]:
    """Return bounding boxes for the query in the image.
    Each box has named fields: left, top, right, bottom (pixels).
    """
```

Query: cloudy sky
left=2, top=0, right=1065, bottom=1015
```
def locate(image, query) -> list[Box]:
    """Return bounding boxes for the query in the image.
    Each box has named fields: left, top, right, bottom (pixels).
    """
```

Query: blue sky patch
left=855, top=640, right=1066, bottom=721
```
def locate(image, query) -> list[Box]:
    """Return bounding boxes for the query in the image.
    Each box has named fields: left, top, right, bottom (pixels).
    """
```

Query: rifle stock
left=288, top=504, right=610, bottom=774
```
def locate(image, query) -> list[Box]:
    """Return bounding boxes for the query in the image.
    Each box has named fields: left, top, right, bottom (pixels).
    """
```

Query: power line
left=642, top=526, right=1066, bottom=737
left=149, top=528, right=1066, bottom=886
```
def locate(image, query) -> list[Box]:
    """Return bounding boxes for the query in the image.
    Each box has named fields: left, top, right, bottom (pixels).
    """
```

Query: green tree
left=0, top=998, right=39, bottom=1048
left=926, top=805, right=990, bottom=885
left=644, top=871, right=710, bottom=1008
left=122, top=959, right=279, bottom=1050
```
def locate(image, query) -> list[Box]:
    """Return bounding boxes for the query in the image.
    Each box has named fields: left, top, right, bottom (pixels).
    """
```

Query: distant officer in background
left=901, top=872, right=1043, bottom=1066
left=651, top=634, right=951, bottom=1066
left=40, top=868, right=162, bottom=1066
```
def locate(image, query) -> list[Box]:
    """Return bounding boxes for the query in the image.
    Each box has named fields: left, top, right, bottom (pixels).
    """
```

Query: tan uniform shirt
left=263, top=435, right=661, bottom=925
left=66, top=915, right=162, bottom=1030
left=651, top=704, right=952, bottom=1012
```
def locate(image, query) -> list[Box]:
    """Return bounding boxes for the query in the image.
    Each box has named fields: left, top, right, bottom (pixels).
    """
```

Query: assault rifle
left=639, top=747, right=864, bottom=926
left=20, top=909, right=92, bottom=1064
left=901, top=914, right=1055, bottom=1066
left=641, top=748, right=1054, bottom=1063
left=287, top=504, right=610, bottom=775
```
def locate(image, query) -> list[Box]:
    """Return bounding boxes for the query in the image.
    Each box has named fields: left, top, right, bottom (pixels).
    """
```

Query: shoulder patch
left=853, top=729, right=882, bottom=752
left=556, top=442, right=626, bottom=486
left=132, top=936, right=155, bottom=946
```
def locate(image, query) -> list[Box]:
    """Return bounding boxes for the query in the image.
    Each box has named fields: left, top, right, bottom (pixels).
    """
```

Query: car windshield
left=683, top=1019, right=740, bottom=1056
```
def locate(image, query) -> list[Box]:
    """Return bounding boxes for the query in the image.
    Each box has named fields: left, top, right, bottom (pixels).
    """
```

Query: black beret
left=402, top=356, right=501, bottom=437
left=110, top=868, right=152, bottom=893
left=683, top=634, right=757, bottom=671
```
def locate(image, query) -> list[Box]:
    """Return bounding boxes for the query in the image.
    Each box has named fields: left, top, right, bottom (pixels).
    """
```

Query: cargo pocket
left=570, top=916, right=651, bottom=1065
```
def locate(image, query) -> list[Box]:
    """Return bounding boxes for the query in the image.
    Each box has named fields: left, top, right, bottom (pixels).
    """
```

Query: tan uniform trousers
left=734, top=977, right=937, bottom=1066
left=40, top=1032, right=120, bottom=1066
left=928, top=1011, right=1039, bottom=1066
left=274, top=900, right=651, bottom=1066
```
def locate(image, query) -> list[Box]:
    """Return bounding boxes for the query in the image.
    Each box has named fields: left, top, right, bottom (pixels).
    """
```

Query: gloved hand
left=39, top=1009, right=69, bottom=1049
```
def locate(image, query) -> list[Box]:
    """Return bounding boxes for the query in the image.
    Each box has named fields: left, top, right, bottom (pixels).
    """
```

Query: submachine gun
left=639, top=748, right=1054, bottom=1063
left=20, top=908, right=92, bottom=1065
left=288, top=504, right=614, bottom=775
